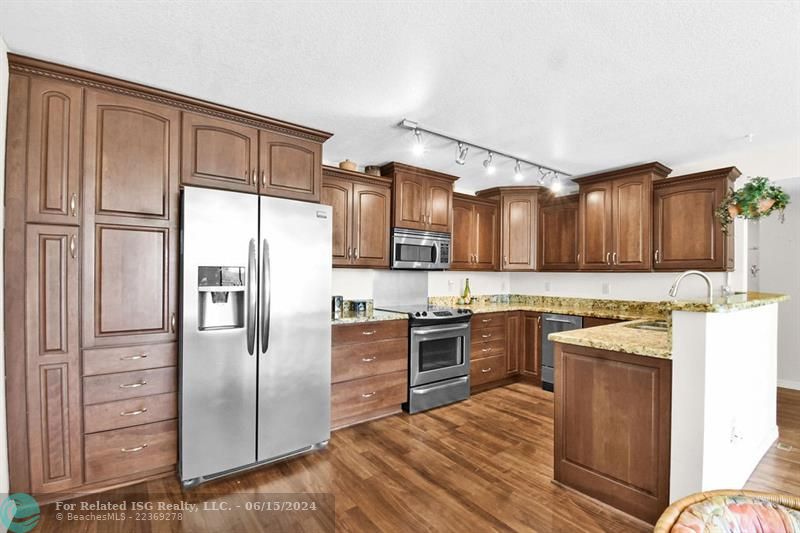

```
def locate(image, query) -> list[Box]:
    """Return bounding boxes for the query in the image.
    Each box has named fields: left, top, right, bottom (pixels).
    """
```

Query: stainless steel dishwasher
left=541, top=314, right=583, bottom=391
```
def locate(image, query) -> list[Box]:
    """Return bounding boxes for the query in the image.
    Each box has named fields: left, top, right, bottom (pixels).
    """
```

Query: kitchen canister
left=332, top=296, right=343, bottom=319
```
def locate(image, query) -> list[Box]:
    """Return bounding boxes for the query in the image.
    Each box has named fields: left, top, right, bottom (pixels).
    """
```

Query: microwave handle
left=432, top=241, right=438, bottom=264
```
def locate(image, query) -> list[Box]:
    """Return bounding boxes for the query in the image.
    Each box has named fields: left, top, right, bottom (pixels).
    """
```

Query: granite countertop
left=548, top=319, right=672, bottom=359
left=669, top=291, right=789, bottom=313
left=450, top=299, right=667, bottom=321
left=331, top=310, right=407, bottom=325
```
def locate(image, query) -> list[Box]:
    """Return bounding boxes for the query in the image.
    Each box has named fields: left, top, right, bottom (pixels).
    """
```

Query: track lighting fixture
left=513, top=161, right=524, bottom=182
left=537, top=168, right=547, bottom=185
left=411, top=128, right=425, bottom=156
left=550, top=173, right=563, bottom=192
left=483, top=152, right=496, bottom=175
left=455, top=143, right=469, bottom=165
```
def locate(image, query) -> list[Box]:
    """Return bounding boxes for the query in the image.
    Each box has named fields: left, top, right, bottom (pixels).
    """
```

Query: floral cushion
left=672, top=495, right=800, bottom=533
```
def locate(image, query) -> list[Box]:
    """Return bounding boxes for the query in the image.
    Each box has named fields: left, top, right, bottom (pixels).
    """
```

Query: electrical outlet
left=544, top=281, right=551, bottom=292
left=601, top=282, right=610, bottom=295
left=448, top=280, right=455, bottom=292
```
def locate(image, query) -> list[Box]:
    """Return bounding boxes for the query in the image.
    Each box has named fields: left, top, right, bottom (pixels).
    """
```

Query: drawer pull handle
left=120, top=408, right=148, bottom=417
left=481, top=367, right=492, bottom=373
left=121, top=444, right=148, bottom=453
left=481, top=348, right=492, bottom=352
left=481, top=334, right=492, bottom=339
left=120, top=353, right=148, bottom=361
left=481, top=318, right=492, bottom=323
left=361, top=356, right=377, bottom=362
left=119, top=380, right=147, bottom=389
left=361, top=330, right=376, bottom=336
left=361, top=391, right=376, bottom=399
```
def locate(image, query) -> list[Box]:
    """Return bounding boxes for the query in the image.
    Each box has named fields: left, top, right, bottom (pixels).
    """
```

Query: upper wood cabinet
left=575, top=163, right=671, bottom=271
left=182, top=113, right=259, bottom=193
left=653, top=167, right=739, bottom=272
left=25, top=77, right=83, bottom=225
left=381, top=162, right=456, bottom=233
left=476, top=187, right=543, bottom=271
left=321, top=167, right=391, bottom=268
left=25, top=224, right=83, bottom=493
left=538, top=193, right=579, bottom=271
left=259, top=130, right=321, bottom=202
left=451, top=193, right=498, bottom=270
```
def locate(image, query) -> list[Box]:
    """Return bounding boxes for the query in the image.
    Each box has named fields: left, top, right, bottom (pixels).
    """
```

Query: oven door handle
left=412, top=324, right=469, bottom=336
left=413, top=376, right=469, bottom=395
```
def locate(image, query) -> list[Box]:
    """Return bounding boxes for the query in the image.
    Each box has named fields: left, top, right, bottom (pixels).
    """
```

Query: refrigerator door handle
left=246, top=238, right=257, bottom=355
left=260, top=238, right=271, bottom=354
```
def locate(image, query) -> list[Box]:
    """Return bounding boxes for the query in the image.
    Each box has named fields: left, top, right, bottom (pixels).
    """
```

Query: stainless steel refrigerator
left=179, top=186, right=332, bottom=487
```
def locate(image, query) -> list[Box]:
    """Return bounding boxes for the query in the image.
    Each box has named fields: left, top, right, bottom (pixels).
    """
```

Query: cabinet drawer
left=332, top=320, right=407, bottom=345
left=332, top=370, right=406, bottom=424
left=83, top=342, right=177, bottom=376
left=472, top=312, right=507, bottom=331
left=471, top=338, right=506, bottom=360
left=472, top=325, right=506, bottom=344
left=470, top=355, right=506, bottom=386
left=85, top=419, right=177, bottom=484
left=84, top=392, right=177, bottom=434
left=332, top=338, right=407, bottom=384
left=84, top=367, right=177, bottom=405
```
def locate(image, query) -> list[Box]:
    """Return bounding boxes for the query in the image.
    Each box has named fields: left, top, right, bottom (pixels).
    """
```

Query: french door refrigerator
left=179, top=186, right=332, bottom=487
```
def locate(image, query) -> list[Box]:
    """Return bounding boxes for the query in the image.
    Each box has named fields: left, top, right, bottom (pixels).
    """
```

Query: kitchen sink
left=625, top=320, right=669, bottom=332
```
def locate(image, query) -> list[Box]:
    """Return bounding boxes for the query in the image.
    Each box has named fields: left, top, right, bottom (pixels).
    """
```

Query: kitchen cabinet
left=520, top=312, right=542, bottom=382
left=25, top=224, right=83, bottom=493
left=575, top=162, right=670, bottom=271
left=476, top=187, right=543, bottom=271
left=25, top=77, right=83, bottom=225
left=258, top=130, right=321, bottom=202
left=381, top=162, right=457, bottom=233
left=653, top=167, right=739, bottom=271
left=470, top=313, right=508, bottom=390
left=538, top=193, right=579, bottom=271
left=554, top=342, right=672, bottom=524
left=181, top=112, right=259, bottom=193
left=321, top=167, right=392, bottom=268
left=451, top=193, right=498, bottom=270
left=506, top=312, right=522, bottom=375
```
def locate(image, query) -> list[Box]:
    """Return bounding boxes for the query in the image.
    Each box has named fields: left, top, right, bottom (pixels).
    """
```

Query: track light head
left=550, top=173, right=563, bottom=192
left=411, top=129, right=425, bottom=156
left=455, top=143, right=469, bottom=165
left=537, top=168, right=547, bottom=185
left=513, top=161, right=523, bottom=182
left=483, top=152, right=495, bottom=175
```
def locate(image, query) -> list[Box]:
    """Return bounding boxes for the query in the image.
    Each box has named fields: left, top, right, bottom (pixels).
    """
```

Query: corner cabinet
left=575, top=162, right=671, bottom=271
left=653, top=167, right=739, bottom=271
left=380, top=162, right=457, bottom=233
left=476, top=187, right=544, bottom=271
left=538, top=193, right=579, bottom=271
left=321, top=167, right=392, bottom=268
left=451, top=193, right=498, bottom=270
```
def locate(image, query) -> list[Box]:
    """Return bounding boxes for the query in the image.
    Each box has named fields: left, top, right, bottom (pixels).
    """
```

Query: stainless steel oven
left=391, top=228, right=450, bottom=270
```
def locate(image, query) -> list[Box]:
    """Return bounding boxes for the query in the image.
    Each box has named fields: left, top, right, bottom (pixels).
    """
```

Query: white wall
left=0, top=35, right=9, bottom=494
left=758, top=177, right=800, bottom=389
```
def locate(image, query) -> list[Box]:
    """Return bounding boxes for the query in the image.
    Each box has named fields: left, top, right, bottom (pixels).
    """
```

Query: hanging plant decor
left=715, top=176, right=791, bottom=233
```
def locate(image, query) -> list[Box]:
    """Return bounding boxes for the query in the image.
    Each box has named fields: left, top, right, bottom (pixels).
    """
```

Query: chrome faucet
left=668, top=270, right=714, bottom=304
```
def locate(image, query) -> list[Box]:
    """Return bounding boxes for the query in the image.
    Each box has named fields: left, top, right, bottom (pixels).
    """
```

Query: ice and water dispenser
left=197, top=266, right=246, bottom=330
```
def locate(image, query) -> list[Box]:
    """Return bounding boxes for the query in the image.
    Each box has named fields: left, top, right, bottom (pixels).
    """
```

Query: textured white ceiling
left=2, top=1, right=799, bottom=192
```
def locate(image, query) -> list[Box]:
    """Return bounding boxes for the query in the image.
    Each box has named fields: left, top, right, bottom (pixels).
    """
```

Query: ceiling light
left=537, top=168, right=547, bottom=185
left=550, top=174, right=563, bottom=192
left=513, top=161, right=524, bottom=182
left=455, top=143, right=469, bottom=165
left=483, top=152, right=495, bottom=175
left=411, top=129, right=425, bottom=156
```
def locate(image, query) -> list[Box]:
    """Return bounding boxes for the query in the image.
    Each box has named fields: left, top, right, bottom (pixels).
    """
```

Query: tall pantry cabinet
left=4, top=55, right=331, bottom=496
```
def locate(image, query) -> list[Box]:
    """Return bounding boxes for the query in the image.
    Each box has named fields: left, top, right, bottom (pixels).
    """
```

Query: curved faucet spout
left=668, top=270, right=713, bottom=304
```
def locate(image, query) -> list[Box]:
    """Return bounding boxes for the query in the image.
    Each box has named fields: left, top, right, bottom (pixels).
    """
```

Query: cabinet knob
left=171, top=312, right=176, bottom=333
left=612, top=252, right=617, bottom=265
left=654, top=250, right=660, bottom=263
left=261, top=170, right=266, bottom=187
left=69, top=235, right=77, bottom=259
left=70, top=193, right=78, bottom=217
left=354, top=248, right=359, bottom=259
left=251, top=169, right=256, bottom=184
left=481, top=367, right=492, bottom=373
left=121, top=444, right=148, bottom=453
left=361, top=391, right=376, bottom=399
left=605, top=252, right=611, bottom=265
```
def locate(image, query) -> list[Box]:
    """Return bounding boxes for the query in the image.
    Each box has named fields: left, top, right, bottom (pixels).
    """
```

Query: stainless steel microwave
left=391, top=228, right=451, bottom=270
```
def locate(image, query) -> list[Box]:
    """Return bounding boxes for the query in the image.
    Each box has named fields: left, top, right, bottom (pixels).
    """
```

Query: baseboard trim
left=778, top=380, right=800, bottom=391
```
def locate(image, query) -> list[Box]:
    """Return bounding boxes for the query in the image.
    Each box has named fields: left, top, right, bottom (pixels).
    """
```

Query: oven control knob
left=422, top=311, right=428, bottom=317
left=415, top=312, right=421, bottom=317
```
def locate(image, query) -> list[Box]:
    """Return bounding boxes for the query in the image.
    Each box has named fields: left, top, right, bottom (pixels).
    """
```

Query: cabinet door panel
left=521, top=312, right=541, bottom=381
left=506, top=312, right=521, bottom=375
left=259, top=131, right=321, bottom=202
left=579, top=184, right=612, bottom=269
left=427, top=179, right=452, bottom=232
left=26, top=78, right=82, bottom=224
left=25, top=225, right=82, bottom=493
left=85, top=224, right=175, bottom=346
left=181, top=113, right=258, bottom=193
left=539, top=199, right=579, bottom=271
left=474, top=203, right=497, bottom=269
left=321, top=177, right=352, bottom=266
left=450, top=201, right=474, bottom=270
left=352, top=183, right=391, bottom=267
left=503, top=196, right=535, bottom=270
left=393, top=173, right=427, bottom=230
left=85, top=90, right=179, bottom=219
left=613, top=175, right=651, bottom=270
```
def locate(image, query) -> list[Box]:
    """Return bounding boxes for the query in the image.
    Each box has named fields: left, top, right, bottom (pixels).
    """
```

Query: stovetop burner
left=375, top=304, right=472, bottom=326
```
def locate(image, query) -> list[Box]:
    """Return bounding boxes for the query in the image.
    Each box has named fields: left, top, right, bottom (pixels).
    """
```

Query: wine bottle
left=463, top=278, right=472, bottom=302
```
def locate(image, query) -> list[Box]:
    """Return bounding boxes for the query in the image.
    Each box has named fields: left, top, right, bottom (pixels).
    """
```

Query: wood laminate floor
left=35, top=383, right=800, bottom=532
